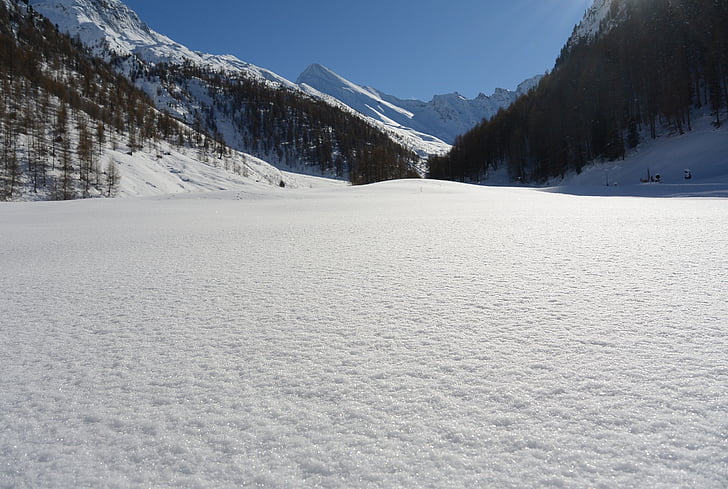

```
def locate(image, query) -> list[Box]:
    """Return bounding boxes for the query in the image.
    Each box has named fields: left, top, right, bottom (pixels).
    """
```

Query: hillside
left=547, top=114, right=728, bottom=197
left=0, top=0, right=295, bottom=200
left=429, top=0, right=728, bottom=186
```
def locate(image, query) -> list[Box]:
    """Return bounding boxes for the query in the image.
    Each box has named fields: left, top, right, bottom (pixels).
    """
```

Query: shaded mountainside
left=429, top=0, right=728, bottom=183
left=28, top=0, right=421, bottom=185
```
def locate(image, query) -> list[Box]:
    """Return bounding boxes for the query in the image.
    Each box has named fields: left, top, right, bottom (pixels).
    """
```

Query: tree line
left=429, top=0, right=728, bottom=183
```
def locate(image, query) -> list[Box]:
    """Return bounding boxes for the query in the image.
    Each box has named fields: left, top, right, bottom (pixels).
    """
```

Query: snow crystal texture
left=1, top=182, right=727, bottom=488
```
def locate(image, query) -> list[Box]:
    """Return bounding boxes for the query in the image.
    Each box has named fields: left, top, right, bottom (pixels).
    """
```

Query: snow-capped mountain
left=298, top=63, right=542, bottom=147
left=28, top=0, right=293, bottom=87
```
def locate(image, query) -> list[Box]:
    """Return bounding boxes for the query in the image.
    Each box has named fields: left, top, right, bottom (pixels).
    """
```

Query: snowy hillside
left=0, top=0, right=303, bottom=201
left=2, top=181, right=727, bottom=488
left=28, top=0, right=293, bottom=87
left=547, top=113, right=728, bottom=196
left=298, top=63, right=542, bottom=148
left=98, top=144, right=334, bottom=199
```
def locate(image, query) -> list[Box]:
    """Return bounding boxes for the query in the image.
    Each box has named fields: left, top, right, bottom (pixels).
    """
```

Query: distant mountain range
left=28, top=0, right=538, bottom=157
left=298, top=64, right=542, bottom=152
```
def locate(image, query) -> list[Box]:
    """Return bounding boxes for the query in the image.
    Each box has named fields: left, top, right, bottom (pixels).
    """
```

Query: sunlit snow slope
left=2, top=182, right=726, bottom=488
left=28, top=0, right=294, bottom=86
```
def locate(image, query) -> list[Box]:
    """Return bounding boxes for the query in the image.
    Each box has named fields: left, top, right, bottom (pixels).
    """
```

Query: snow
left=108, top=147, right=346, bottom=198
left=2, top=180, right=727, bottom=488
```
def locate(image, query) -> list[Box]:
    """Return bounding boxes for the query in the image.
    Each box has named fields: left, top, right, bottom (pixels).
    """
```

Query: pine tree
left=78, top=121, right=94, bottom=197
left=104, top=159, right=120, bottom=197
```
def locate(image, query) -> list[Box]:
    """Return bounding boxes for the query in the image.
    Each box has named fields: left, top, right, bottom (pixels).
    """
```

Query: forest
left=429, top=0, right=728, bottom=183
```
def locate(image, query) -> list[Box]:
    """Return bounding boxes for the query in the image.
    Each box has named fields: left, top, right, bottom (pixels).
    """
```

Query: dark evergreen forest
left=429, top=0, right=728, bottom=183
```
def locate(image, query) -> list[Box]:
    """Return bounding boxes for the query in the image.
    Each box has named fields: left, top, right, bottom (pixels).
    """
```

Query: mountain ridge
left=28, top=0, right=295, bottom=86
left=297, top=63, right=542, bottom=148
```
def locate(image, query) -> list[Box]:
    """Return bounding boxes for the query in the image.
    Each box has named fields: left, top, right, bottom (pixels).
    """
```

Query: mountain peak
left=299, top=63, right=333, bottom=77
left=297, top=63, right=345, bottom=86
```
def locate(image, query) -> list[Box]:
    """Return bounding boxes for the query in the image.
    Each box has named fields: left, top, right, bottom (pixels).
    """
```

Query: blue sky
left=123, top=0, right=594, bottom=101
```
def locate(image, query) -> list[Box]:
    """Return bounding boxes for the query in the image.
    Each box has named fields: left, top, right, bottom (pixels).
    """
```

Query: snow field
left=1, top=181, right=727, bottom=488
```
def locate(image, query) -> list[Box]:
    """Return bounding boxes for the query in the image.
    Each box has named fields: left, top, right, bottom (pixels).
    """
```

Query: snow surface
left=1, top=180, right=727, bottom=488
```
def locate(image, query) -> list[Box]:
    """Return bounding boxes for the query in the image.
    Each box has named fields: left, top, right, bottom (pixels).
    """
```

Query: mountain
left=28, top=0, right=292, bottom=86
left=0, top=0, right=294, bottom=201
left=28, top=0, right=421, bottom=184
left=430, top=0, right=728, bottom=185
left=29, top=0, right=536, bottom=161
left=298, top=63, right=542, bottom=150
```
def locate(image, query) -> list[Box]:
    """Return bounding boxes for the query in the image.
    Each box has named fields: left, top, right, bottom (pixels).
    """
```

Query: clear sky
left=122, top=0, right=594, bottom=101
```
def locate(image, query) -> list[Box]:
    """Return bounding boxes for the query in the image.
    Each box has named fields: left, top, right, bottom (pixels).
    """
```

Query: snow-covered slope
left=29, top=0, right=293, bottom=87
left=546, top=114, right=728, bottom=197
left=298, top=63, right=541, bottom=147
left=106, top=145, right=334, bottom=199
